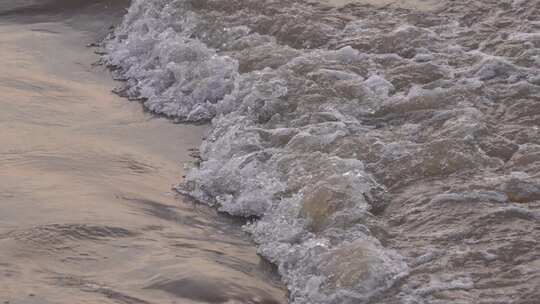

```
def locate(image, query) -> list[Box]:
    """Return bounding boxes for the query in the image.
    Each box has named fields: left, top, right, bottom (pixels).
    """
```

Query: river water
left=3, top=0, right=540, bottom=304
left=103, top=0, right=540, bottom=303
left=0, top=1, right=286, bottom=303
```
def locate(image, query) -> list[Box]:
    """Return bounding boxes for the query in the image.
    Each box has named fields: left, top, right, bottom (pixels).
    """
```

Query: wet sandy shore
left=0, top=1, right=286, bottom=303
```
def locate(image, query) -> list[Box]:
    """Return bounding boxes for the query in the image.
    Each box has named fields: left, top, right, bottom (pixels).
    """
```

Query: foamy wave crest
left=105, top=0, right=540, bottom=303
left=105, top=0, right=238, bottom=121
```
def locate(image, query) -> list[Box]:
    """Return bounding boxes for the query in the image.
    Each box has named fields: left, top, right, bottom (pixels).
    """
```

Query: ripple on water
left=146, top=277, right=282, bottom=304
left=5, top=224, right=137, bottom=244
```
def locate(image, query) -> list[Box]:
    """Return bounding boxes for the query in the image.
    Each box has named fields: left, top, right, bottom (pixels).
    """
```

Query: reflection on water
left=0, top=2, right=286, bottom=303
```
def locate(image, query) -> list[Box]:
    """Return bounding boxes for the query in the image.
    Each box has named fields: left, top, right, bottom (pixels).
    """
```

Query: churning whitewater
left=103, top=0, right=540, bottom=303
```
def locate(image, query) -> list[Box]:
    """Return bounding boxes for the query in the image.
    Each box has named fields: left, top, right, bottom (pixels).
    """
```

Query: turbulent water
left=104, top=0, right=540, bottom=303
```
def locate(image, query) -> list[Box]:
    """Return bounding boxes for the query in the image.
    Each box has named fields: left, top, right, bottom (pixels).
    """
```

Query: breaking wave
left=104, top=0, right=540, bottom=303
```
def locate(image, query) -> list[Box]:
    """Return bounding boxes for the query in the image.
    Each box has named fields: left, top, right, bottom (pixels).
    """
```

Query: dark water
left=0, top=1, right=286, bottom=303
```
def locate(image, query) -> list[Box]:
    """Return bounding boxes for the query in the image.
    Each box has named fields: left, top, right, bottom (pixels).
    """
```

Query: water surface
left=104, top=0, right=540, bottom=303
left=0, top=1, right=286, bottom=303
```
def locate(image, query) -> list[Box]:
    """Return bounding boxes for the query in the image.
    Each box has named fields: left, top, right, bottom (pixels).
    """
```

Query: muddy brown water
left=0, top=1, right=286, bottom=303
left=313, top=0, right=441, bottom=11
